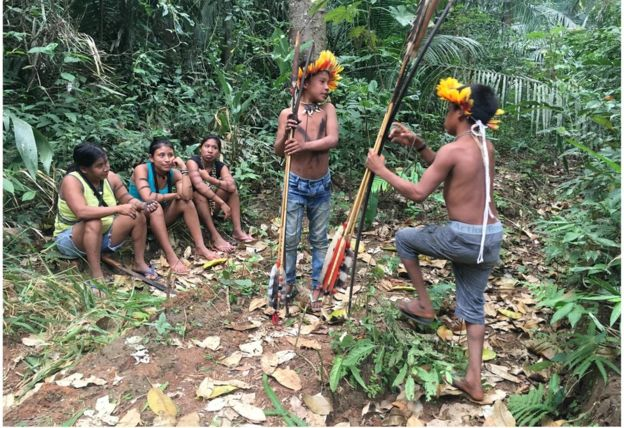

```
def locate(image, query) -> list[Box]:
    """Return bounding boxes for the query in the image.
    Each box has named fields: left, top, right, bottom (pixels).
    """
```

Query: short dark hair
left=149, top=137, right=174, bottom=155
left=464, top=84, right=499, bottom=125
left=68, top=141, right=107, bottom=172
left=200, top=135, right=222, bottom=152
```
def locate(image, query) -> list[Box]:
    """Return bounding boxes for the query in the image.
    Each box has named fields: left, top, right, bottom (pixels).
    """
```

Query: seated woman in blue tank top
left=186, top=135, right=254, bottom=253
left=129, top=138, right=220, bottom=274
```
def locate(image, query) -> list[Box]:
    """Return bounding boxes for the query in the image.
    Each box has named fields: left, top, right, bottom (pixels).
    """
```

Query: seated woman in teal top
left=129, top=138, right=220, bottom=274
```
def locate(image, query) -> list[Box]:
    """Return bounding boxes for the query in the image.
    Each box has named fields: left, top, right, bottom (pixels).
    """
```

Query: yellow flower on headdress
left=298, top=50, right=344, bottom=91
left=487, top=109, right=505, bottom=130
left=436, top=77, right=473, bottom=116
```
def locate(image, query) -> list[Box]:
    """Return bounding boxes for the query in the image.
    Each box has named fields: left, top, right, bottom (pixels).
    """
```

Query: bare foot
left=197, top=246, right=221, bottom=260
left=169, top=259, right=189, bottom=275
left=232, top=231, right=255, bottom=243
left=213, top=237, right=235, bottom=253
left=452, top=377, right=484, bottom=402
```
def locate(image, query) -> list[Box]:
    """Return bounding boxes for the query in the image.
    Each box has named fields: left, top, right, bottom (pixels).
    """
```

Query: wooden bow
left=320, top=0, right=455, bottom=311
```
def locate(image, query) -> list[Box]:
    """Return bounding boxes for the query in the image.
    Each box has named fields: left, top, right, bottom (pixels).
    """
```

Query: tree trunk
left=287, top=0, right=327, bottom=55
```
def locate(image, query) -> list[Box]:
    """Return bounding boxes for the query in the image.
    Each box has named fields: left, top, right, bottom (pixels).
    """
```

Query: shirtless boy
left=274, top=50, right=343, bottom=311
left=366, top=78, right=504, bottom=401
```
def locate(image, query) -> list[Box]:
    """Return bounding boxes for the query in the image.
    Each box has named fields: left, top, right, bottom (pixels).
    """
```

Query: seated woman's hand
left=117, top=203, right=138, bottom=219
left=173, top=157, right=187, bottom=170
left=143, top=200, right=159, bottom=213
left=220, top=202, right=232, bottom=220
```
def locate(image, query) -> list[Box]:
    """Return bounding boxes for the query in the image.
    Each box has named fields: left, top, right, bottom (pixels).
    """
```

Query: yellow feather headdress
left=435, top=77, right=504, bottom=130
left=298, top=50, right=344, bottom=92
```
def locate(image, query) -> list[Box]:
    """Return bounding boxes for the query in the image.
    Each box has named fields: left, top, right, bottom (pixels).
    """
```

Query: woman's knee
left=84, top=219, right=103, bottom=234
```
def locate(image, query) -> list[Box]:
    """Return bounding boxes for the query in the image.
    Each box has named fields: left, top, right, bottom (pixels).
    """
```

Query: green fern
left=508, top=374, right=565, bottom=426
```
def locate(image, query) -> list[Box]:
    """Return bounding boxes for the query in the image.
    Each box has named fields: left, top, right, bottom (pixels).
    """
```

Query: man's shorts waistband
left=288, top=171, right=331, bottom=185
left=448, top=220, right=503, bottom=235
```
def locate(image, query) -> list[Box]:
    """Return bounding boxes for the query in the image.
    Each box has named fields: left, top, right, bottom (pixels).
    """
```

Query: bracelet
left=411, top=134, right=427, bottom=152
left=180, top=169, right=189, bottom=175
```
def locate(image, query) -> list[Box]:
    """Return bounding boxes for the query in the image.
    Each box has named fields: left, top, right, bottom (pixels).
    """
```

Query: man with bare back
left=274, top=50, right=343, bottom=312
left=366, top=78, right=504, bottom=402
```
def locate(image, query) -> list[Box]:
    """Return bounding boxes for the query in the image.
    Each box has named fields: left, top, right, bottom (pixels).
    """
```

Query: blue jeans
left=284, top=171, right=331, bottom=289
left=55, top=226, right=124, bottom=259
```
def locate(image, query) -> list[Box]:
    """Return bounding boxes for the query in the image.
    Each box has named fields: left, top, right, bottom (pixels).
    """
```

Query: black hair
left=462, top=84, right=499, bottom=125
left=67, top=142, right=107, bottom=173
left=200, top=135, right=222, bottom=152
left=149, top=137, right=174, bottom=155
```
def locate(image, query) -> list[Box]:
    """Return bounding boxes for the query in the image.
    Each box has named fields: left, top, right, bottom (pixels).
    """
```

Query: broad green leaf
left=11, top=115, right=38, bottom=179
left=21, top=190, right=36, bottom=202
left=567, top=305, right=585, bottom=328
left=3, top=178, right=15, bottom=194
left=550, top=302, right=575, bottom=324
left=33, top=128, right=53, bottom=174
left=392, top=363, right=408, bottom=388
left=405, top=376, right=416, bottom=401
left=609, top=302, right=620, bottom=326
left=28, top=43, right=59, bottom=55
left=60, top=72, right=76, bottom=82
left=329, top=356, right=344, bottom=392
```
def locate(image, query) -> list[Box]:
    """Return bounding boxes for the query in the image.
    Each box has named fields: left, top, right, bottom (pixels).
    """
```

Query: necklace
left=303, top=103, right=321, bottom=116
left=453, top=130, right=474, bottom=141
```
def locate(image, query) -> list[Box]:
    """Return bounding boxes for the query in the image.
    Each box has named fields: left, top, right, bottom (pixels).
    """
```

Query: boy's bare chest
left=295, top=111, right=327, bottom=142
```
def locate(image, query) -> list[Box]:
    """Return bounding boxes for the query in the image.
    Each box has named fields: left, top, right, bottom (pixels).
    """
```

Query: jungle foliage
left=3, top=0, right=621, bottom=425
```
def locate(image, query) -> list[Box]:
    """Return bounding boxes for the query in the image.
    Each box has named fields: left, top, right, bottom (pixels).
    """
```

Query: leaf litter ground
left=1, top=164, right=598, bottom=426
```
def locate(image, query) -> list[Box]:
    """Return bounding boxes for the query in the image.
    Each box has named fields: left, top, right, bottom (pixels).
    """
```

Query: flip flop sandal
left=133, top=265, right=160, bottom=281
left=309, top=289, right=324, bottom=314
left=398, top=306, right=435, bottom=325
left=84, top=279, right=106, bottom=298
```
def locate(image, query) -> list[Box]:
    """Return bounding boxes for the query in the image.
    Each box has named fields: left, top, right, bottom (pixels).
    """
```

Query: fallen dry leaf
left=239, top=340, right=263, bottom=356
left=486, top=364, right=521, bottom=383
left=226, top=320, right=262, bottom=331
left=406, top=415, right=424, bottom=426
left=248, top=298, right=266, bottom=312
left=191, top=336, right=221, bottom=350
left=271, top=368, right=302, bottom=391
left=219, top=351, right=243, bottom=368
left=176, top=412, right=200, bottom=426
left=482, top=348, right=497, bottom=361
left=203, top=258, right=228, bottom=269
left=153, top=415, right=177, bottom=427
left=436, top=325, right=454, bottom=341
left=196, top=379, right=238, bottom=399
left=231, top=402, right=266, bottom=423
left=261, top=353, right=279, bottom=374
left=118, top=408, right=142, bottom=427
left=303, top=393, right=332, bottom=415
left=483, top=400, right=515, bottom=426
left=21, top=335, right=47, bottom=348
left=286, top=337, right=322, bottom=350
left=147, top=388, right=177, bottom=417
left=498, top=308, right=522, bottom=320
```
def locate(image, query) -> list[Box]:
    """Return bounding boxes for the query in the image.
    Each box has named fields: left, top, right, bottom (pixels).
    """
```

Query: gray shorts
left=395, top=221, right=503, bottom=324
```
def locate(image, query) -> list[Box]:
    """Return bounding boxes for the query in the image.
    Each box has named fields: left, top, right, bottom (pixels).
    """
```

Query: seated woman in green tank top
left=128, top=138, right=220, bottom=275
left=54, top=142, right=158, bottom=281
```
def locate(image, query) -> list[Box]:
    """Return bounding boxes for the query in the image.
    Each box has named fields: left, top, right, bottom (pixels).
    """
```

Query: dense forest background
left=3, top=0, right=621, bottom=426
